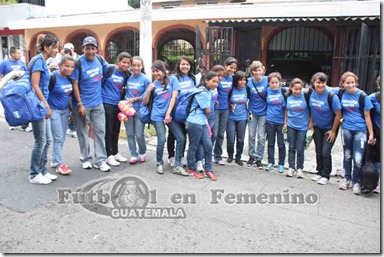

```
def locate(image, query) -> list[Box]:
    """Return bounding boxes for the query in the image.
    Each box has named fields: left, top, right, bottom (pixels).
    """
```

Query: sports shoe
left=9, top=126, right=16, bottom=131
left=247, top=157, right=255, bottom=167
left=255, top=160, right=263, bottom=170
left=216, top=160, right=225, bottom=165
left=156, top=163, right=164, bottom=175
left=339, top=179, right=351, bottom=190
left=312, top=175, right=322, bottom=182
left=93, top=162, right=111, bottom=172
left=107, top=155, right=120, bottom=166
left=138, top=154, right=146, bottom=163
left=191, top=171, right=204, bottom=179
left=317, top=177, right=329, bottom=185
left=129, top=157, right=138, bottom=164
left=168, top=157, right=175, bottom=167
left=82, top=161, right=92, bottom=169
left=181, top=157, right=187, bottom=167
left=235, top=159, right=243, bottom=166
left=172, top=166, right=189, bottom=176
left=50, top=162, right=56, bottom=168
left=188, top=169, right=195, bottom=175
left=352, top=183, right=361, bottom=195
left=373, top=186, right=380, bottom=194
left=206, top=171, right=217, bottom=181
left=56, top=163, right=72, bottom=175
left=196, top=161, right=204, bottom=172
left=265, top=163, right=274, bottom=171
left=278, top=165, right=285, bottom=173
left=286, top=168, right=294, bottom=177
left=66, top=129, right=77, bottom=138
left=309, top=168, right=318, bottom=174
left=29, top=173, right=52, bottom=185
left=44, top=172, right=57, bottom=181
left=227, top=157, right=233, bottom=163
left=114, top=153, right=128, bottom=163
left=25, top=126, right=33, bottom=132
left=296, top=168, right=304, bottom=178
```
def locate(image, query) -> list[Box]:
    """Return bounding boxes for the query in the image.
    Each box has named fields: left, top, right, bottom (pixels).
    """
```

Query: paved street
left=0, top=118, right=380, bottom=253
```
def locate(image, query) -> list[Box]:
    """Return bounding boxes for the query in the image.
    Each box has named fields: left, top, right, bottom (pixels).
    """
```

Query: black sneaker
left=235, top=159, right=243, bottom=166
left=247, top=157, right=255, bottom=167
left=256, top=160, right=263, bottom=170
left=227, top=157, right=233, bottom=163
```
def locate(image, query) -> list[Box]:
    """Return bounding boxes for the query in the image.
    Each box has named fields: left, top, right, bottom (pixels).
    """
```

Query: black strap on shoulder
left=75, top=59, right=82, bottom=82
left=327, top=90, right=335, bottom=111
left=303, top=87, right=312, bottom=114
left=102, top=65, right=114, bottom=87
left=359, top=92, right=367, bottom=119
left=251, top=80, right=266, bottom=100
left=375, top=92, right=380, bottom=103
left=49, top=73, right=56, bottom=92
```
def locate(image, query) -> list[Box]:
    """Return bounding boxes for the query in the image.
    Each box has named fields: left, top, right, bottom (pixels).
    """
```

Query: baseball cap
left=63, top=43, right=74, bottom=49
left=82, top=36, right=98, bottom=47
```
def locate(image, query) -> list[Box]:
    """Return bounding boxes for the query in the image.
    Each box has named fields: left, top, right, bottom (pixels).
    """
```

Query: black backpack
left=361, top=144, right=379, bottom=194
left=338, top=89, right=367, bottom=119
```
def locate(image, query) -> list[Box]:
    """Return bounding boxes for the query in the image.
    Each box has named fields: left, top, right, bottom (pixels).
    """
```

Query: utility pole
left=140, top=0, right=152, bottom=75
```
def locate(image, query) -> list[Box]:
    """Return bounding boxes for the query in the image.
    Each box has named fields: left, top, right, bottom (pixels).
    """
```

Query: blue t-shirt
left=177, top=75, right=196, bottom=94
left=48, top=71, right=73, bottom=110
left=266, top=87, right=285, bottom=124
left=70, top=55, right=109, bottom=108
left=216, top=75, right=233, bottom=110
left=102, top=67, right=127, bottom=106
left=229, top=87, right=248, bottom=121
left=247, top=76, right=268, bottom=116
left=286, top=93, right=310, bottom=131
left=126, top=73, right=151, bottom=111
left=209, top=88, right=218, bottom=118
left=370, top=92, right=380, bottom=129
left=0, top=59, right=27, bottom=76
left=150, top=75, right=180, bottom=122
left=310, top=87, right=342, bottom=129
left=187, top=88, right=211, bottom=126
left=29, top=54, right=50, bottom=99
left=341, top=89, right=373, bottom=130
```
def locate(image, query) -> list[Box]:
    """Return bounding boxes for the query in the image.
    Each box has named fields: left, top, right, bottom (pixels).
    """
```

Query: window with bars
left=106, top=30, right=139, bottom=63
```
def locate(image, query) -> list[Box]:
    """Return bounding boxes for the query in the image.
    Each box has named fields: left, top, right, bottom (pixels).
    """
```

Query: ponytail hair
left=36, top=33, right=58, bottom=53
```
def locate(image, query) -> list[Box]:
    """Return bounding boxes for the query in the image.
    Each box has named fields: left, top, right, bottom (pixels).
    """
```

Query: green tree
left=128, top=0, right=140, bottom=9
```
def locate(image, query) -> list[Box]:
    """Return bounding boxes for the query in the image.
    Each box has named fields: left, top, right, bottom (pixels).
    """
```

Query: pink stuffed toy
left=118, top=100, right=136, bottom=121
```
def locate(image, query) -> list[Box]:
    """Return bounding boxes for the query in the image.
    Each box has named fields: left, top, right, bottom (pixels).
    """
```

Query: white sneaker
left=29, top=173, right=52, bottom=185
left=44, top=172, right=57, bottom=181
left=156, top=163, right=164, bottom=174
left=339, top=179, right=351, bottom=190
left=181, top=157, right=187, bottom=167
left=312, top=175, right=322, bottom=182
left=107, top=155, right=120, bottom=166
left=82, top=161, right=92, bottom=169
left=9, top=126, right=16, bottom=131
left=286, top=168, right=294, bottom=177
left=50, top=162, right=56, bottom=168
left=317, top=177, right=329, bottom=185
left=296, top=169, right=304, bottom=179
left=352, top=183, right=361, bottom=195
left=25, top=126, right=33, bottom=132
left=308, top=168, right=318, bottom=174
left=196, top=161, right=204, bottom=172
left=94, top=162, right=111, bottom=172
left=168, top=157, right=175, bottom=167
left=114, top=153, right=128, bottom=163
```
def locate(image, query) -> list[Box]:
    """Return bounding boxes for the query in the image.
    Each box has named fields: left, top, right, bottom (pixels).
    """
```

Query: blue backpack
left=173, top=88, right=204, bottom=123
left=139, top=92, right=154, bottom=124
left=0, top=57, right=47, bottom=126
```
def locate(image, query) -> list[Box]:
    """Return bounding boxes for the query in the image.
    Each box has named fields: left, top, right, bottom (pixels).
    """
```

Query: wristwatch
left=77, top=102, right=83, bottom=107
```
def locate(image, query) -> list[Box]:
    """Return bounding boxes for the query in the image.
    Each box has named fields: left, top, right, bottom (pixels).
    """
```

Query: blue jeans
left=30, top=118, right=52, bottom=177
left=153, top=121, right=166, bottom=165
left=266, top=121, right=285, bottom=165
left=248, top=114, right=266, bottom=161
left=287, top=126, right=306, bottom=170
left=50, top=109, right=70, bottom=167
left=167, top=121, right=186, bottom=167
left=227, top=119, right=247, bottom=160
left=342, top=129, right=367, bottom=185
left=197, top=116, right=214, bottom=161
left=213, top=108, right=229, bottom=161
left=313, top=126, right=338, bottom=179
left=124, top=111, right=146, bottom=158
left=187, top=122, right=213, bottom=172
left=73, top=104, right=107, bottom=166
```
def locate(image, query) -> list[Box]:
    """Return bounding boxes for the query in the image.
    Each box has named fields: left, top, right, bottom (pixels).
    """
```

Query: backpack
left=173, top=88, right=204, bottom=123
left=361, top=144, right=379, bottom=194
left=139, top=91, right=154, bottom=124
left=48, top=73, right=73, bottom=92
left=283, top=88, right=311, bottom=114
left=0, top=57, right=47, bottom=126
left=75, top=55, right=113, bottom=87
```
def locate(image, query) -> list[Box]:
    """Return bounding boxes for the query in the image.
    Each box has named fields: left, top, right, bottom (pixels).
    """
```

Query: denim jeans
left=197, top=116, right=214, bottom=161
left=104, top=103, right=121, bottom=157
left=287, top=126, right=307, bottom=170
left=167, top=121, right=187, bottom=158
left=73, top=104, right=107, bottom=166
left=124, top=111, right=146, bottom=158
left=167, top=121, right=186, bottom=167
left=153, top=121, right=166, bottom=165
left=227, top=119, right=247, bottom=160
left=213, top=108, right=229, bottom=161
left=50, top=109, right=70, bottom=167
left=266, top=121, right=285, bottom=165
left=342, top=129, right=367, bottom=185
left=313, top=126, right=339, bottom=179
left=30, top=118, right=52, bottom=177
left=68, top=96, right=76, bottom=131
left=248, top=114, right=266, bottom=161
left=187, top=122, right=213, bottom=172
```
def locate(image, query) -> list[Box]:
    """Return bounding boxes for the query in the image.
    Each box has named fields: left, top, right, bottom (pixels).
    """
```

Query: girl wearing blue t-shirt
left=309, top=72, right=342, bottom=185
left=167, top=57, right=196, bottom=166
left=29, top=33, right=59, bottom=185
left=142, top=60, right=188, bottom=176
left=187, top=71, right=219, bottom=181
left=124, top=56, right=150, bottom=164
left=338, top=72, right=375, bottom=195
left=49, top=56, right=75, bottom=175
left=227, top=71, right=249, bottom=166
left=102, top=52, right=131, bottom=167
left=265, top=72, right=286, bottom=173
left=283, top=78, right=313, bottom=179
left=213, top=57, right=238, bottom=165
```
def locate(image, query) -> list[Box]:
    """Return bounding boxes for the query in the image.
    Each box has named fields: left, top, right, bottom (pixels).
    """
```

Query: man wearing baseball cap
left=70, top=36, right=112, bottom=172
